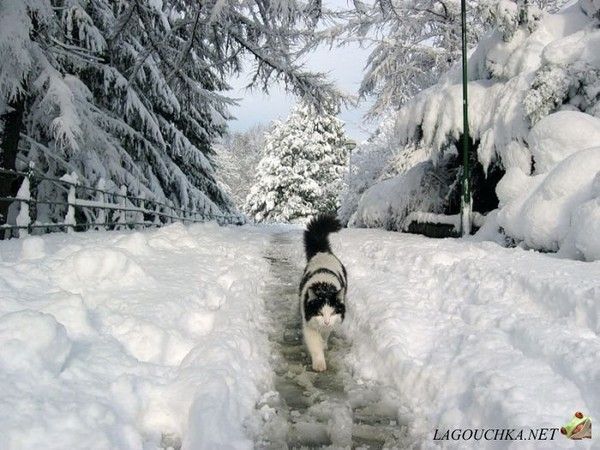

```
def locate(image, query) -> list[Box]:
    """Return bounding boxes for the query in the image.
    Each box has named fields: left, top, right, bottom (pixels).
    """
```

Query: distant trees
left=215, top=125, right=268, bottom=211
left=0, top=0, right=341, bottom=226
left=246, top=102, right=350, bottom=223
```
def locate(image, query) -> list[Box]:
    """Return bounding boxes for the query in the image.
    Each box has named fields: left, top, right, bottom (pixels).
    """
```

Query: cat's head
left=304, top=283, right=345, bottom=327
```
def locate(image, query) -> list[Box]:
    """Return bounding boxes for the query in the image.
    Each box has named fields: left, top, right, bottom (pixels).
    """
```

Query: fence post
left=113, top=185, right=127, bottom=230
left=15, top=172, right=31, bottom=238
left=27, top=163, right=36, bottom=235
left=95, top=178, right=107, bottom=231
left=137, top=192, right=145, bottom=229
left=61, top=171, right=78, bottom=233
left=153, top=203, right=161, bottom=226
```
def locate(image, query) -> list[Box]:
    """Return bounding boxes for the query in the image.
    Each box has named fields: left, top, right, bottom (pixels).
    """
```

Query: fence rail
left=0, top=166, right=243, bottom=238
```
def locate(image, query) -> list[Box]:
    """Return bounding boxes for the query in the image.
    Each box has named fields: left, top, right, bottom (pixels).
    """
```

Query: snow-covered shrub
left=246, top=103, right=350, bottom=223
left=498, top=146, right=600, bottom=260
left=524, top=65, right=571, bottom=124
left=479, top=0, right=544, bottom=42
left=344, top=0, right=600, bottom=259
left=527, top=111, right=600, bottom=172
left=351, top=158, right=455, bottom=230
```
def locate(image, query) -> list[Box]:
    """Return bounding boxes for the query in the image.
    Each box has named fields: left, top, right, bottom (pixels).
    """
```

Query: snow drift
left=0, top=223, right=272, bottom=449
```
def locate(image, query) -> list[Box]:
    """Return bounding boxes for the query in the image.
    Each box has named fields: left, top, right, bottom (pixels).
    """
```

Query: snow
left=0, top=223, right=272, bottom=450
left=527, top=111, right=600, bottom=173
left=1, top=224, right=598, bottom=448
left=0, top=310, right=71, bottom=375
left=498, top=147, right=600, bottom=259
left=335, top=229, right=600, bottom=448
left=20, top=236, right=45, bottom=260
left=342, top=0, right=600, bottom=260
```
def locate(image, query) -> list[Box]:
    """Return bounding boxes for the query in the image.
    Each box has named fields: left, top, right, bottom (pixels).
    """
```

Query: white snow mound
left=527, top=111, right=600, bottom=173
left=0, top=310, right=71, bottom=375
left=498, top=146, right=600, bottom=258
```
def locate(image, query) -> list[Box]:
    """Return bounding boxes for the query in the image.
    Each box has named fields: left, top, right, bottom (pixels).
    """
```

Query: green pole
left=460, top=0, right=472, bottom=236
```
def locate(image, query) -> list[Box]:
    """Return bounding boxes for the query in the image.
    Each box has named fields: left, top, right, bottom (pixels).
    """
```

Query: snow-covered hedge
left=343, top=0, right=600, bottom=260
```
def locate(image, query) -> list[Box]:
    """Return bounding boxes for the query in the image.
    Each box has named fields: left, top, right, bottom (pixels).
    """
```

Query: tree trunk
left=0, top=96, right=25, bottom=229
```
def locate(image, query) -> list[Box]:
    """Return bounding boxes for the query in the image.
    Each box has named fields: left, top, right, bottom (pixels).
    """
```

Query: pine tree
left=245, top=102, right=350, bottom=223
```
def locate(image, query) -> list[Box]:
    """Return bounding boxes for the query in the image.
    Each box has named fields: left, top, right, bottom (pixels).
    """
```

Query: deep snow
left=0, top=224, right=598, bottom=449
left=335, top=229, right=599, bottom=449
left=0, top=224, right=273, bottom=449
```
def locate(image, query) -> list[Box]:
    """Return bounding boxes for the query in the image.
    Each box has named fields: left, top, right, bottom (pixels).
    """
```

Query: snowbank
left=527, top=111, right=600, bottom=173
left=0, top=223, right=272, bottom=449
left=337, top=229, right=600, bottom=448
left=498, top=146, right=600, bottom=260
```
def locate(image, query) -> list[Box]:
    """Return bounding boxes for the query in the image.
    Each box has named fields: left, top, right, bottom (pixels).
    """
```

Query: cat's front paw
left=312, top=358, right=327, bottom=372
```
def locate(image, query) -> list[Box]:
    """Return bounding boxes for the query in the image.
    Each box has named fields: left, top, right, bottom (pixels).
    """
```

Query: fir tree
left=246, top=102, right=350, bottom=223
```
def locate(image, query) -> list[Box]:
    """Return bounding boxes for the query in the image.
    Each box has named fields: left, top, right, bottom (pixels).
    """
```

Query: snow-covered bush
left=350, top=159, right=455, bottom=230
left=496, top=111, right=600, bottom=260
left=498, top=145, right=600, bottom=260
left=338, top=117, right=431, bottom=225
left=344, top=0, right=600, bottom=259
left=246, top=103, right=350, bottom=223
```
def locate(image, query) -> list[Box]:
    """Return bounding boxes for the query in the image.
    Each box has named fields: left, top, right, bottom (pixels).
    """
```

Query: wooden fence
left=0, top=166, right=243, bottom=238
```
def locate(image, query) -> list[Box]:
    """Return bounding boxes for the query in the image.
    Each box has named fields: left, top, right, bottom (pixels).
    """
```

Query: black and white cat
left=299, top=215, right=347, bottom=372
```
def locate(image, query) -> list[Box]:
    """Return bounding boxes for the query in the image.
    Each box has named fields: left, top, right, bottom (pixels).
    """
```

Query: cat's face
left=312, top=303, right=343, bottom=328
left=304, top=286, right=345, bottom=327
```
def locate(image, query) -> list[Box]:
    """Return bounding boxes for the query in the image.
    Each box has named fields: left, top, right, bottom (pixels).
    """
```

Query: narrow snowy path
left=255, top=232, right=407, bottom=449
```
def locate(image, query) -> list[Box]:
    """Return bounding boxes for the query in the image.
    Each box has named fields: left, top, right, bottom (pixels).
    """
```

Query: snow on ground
left=0, top=223, right=272, bottom=450
left=0, top=224, right=599, bottom=449
left=335, top=229, right=599, bottom=448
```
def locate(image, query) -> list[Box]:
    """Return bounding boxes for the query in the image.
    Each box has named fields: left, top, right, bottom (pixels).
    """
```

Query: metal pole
left=460, top=0, right=472, bottom=236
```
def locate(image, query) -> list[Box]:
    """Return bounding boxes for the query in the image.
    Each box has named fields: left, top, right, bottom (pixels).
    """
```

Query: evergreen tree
left=245, top=102, right=350, bottom=223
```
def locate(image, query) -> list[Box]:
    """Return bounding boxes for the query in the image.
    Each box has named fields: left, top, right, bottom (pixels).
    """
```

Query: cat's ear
left=308, top=287, right=317, bottom=300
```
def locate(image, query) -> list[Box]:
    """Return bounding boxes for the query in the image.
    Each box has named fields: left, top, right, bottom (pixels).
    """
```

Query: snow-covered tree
left=331, top=0, right=569, bottom=117
left=341, top=0, right=599, bottom=251
left=215, top=125, right=268, bottom=210
left=0, top=0, right=342, bottom=228
left=245, top=103, right=350, bottom=223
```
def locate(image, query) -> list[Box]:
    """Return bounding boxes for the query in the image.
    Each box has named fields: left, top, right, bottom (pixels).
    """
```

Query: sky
left=226, top=4, right=375, bottom=143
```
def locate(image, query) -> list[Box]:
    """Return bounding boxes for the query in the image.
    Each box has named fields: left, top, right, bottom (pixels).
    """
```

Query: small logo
left=560, top=411, right=592, bottom=440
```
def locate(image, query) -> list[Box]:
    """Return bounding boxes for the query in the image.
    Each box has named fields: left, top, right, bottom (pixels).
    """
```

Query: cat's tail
left=304, top=214, right=342, bottom=260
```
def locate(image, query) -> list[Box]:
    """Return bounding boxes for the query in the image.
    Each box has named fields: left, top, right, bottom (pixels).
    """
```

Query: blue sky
left=227, top=6, right=375, bottom=142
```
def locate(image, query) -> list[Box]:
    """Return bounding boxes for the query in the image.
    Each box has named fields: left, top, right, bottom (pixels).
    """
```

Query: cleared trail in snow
left=255, top=232, right=407, bottom=449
